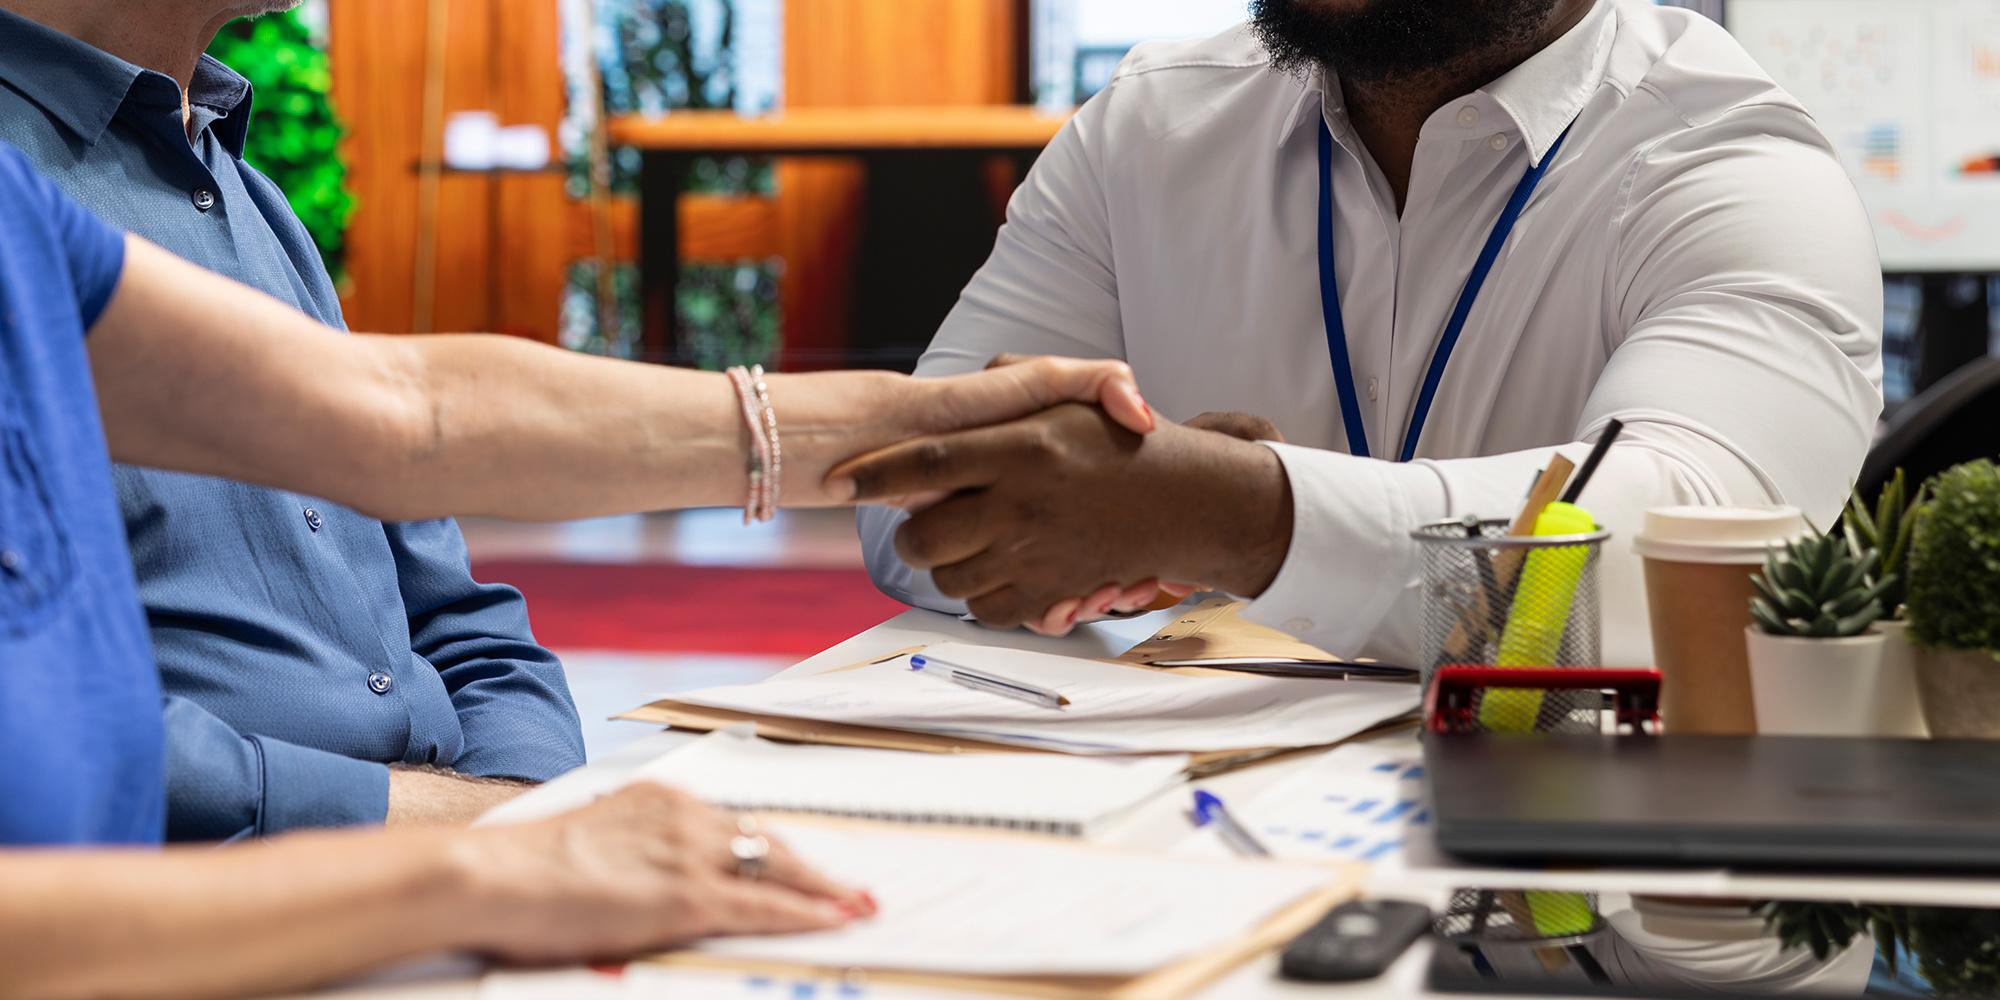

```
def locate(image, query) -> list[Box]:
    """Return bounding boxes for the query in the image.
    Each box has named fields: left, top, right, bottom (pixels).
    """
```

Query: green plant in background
left=1843, top=468, right=1928, bottom=619
left=1907, top=459, right=2000, bottom=655
left=206, top=12, right=354, bottom=283
left=1751, top=532, right=1893, bottom=638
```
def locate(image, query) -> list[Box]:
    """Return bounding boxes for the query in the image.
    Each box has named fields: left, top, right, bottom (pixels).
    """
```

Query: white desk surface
left=291, top=608, right=2000, bottom=1000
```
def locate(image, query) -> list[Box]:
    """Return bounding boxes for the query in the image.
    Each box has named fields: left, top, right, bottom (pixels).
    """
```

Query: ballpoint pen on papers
left=1191, top=789, right=1272, bottom=858
left=908, top=654, right=1071, bottom=709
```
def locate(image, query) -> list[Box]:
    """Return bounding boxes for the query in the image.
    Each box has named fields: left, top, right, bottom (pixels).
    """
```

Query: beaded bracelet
left=748, top=365, right=782, bottom=522
left=725, top=365, right=781, bottom=524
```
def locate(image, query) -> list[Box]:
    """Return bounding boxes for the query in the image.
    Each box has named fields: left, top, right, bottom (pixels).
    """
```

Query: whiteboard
left=1730, top=0, right=2000, bottom=272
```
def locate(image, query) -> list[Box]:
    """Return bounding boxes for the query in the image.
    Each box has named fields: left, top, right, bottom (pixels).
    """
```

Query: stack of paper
left=697, top=822, right=1339, bottom=977
left=633, top=729, right=1188, bottom=836
left=663, top=642, right=1419, bottom=755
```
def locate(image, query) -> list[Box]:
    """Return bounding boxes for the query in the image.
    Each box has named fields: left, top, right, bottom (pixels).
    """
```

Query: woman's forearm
left=90, top=236, right=1147, bottom=523
left=0, top=831, right=478, bottom=1000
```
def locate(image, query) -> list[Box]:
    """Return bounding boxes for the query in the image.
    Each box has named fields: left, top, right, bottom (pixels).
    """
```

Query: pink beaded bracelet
left=725, top=365, right=780, bottom=524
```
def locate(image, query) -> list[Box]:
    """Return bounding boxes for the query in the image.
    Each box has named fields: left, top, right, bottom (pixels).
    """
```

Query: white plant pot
left=1745, top=627, right=1892, bottom=737
left=1871, top=620, right=1930, bottom=738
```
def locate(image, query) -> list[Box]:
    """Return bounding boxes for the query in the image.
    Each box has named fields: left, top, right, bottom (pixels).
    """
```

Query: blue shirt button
left=303, top=507, right=322, bottom=532
left=367, top=671, right=394, bottom=695
left=192, top=188, right=216, bottom=212
left=0, top=549, right=19, bottom=573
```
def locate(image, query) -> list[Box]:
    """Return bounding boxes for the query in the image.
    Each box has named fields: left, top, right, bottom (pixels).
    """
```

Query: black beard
left=1249, top=0, right=1563, bottom=84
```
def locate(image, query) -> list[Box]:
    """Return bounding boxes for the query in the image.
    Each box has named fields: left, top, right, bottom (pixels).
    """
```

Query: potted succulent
left=1745, top=532, right=1895, bottom=736
left=1841, top=469, right=1930, bottom=736
left=1906, top=460, right=2000, bottom=738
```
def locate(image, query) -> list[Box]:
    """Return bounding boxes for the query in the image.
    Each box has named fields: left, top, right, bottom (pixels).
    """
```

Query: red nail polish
left=861, top=891, right=879, bottom=914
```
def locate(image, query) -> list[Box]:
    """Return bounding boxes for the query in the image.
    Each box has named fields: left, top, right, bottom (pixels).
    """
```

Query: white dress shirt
left=861, top=0, right=1883, bottom=667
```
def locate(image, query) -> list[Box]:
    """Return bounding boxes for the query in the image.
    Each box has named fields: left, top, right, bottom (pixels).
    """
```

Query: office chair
left=1859, top=357, right=2000, bottom=501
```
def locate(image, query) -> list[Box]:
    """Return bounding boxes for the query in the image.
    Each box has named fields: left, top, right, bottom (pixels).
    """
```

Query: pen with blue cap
left=909, top=653, right=1070, bottom=709
left=1191, top=789, right=1272, bottom=857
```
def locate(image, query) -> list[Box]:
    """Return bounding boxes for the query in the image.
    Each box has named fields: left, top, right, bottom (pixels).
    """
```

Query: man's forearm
left=0, top=830, right=482, bottom=1000
left=1175, top=431, right=1294, bottom=598
left=388, top=765, right=534, bottom=826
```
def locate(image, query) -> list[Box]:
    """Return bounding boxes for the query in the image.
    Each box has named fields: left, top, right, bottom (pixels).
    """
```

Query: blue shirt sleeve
left=25, top=159, right=126, bottom=329
left=384, top=518, right=585, bottom=781
left=163, top=694, right=391, bottom=840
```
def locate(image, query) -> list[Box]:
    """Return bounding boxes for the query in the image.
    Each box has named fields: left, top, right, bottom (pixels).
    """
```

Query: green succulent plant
left=1907, top=459, right=2000, bottom=655
left=1751, top=532, right=1893, bottom=638
left=1843, top=469, right=1928, bottom=619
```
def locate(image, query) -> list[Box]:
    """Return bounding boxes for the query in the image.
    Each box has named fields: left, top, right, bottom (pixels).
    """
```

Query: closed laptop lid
left=1426, top=735, right=2000, bottom=871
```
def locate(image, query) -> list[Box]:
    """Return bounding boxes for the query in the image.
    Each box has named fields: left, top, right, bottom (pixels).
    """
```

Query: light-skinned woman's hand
left=450, top=784, right=873, bottom=964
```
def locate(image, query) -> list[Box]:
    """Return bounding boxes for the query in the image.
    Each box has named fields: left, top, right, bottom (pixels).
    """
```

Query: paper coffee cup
left=1634, top=506, right=1806, bottom=735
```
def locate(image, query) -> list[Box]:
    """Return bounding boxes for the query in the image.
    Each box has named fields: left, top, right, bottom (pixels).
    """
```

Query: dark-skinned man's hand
left=826, top=403, right=1296, bottom=632
left=1184, top=411, right=1286, bottom=445
left=1033, top=411, right=1284, bottom=631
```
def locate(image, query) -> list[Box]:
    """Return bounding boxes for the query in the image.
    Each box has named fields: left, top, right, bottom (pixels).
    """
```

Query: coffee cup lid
left=1631, top=505, right=1807, bottom=565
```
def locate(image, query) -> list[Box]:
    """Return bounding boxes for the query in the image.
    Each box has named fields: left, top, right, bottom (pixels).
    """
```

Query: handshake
left=827, top=355, right=1299, bottom=636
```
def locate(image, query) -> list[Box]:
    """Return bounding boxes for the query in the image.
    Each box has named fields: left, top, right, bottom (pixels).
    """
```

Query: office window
left=1031, top=0, right=1252, bottom=107
left=558, top=0, right=784, bottom=362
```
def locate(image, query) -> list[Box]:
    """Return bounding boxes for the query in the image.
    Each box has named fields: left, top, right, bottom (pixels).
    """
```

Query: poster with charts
left=1731, top=0, right=2000, bottom=271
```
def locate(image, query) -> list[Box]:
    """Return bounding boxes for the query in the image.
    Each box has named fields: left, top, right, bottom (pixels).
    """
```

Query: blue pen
left=1191, top=789, right=1272, bottom=857
left=909, top=654, right=1070, bottom=709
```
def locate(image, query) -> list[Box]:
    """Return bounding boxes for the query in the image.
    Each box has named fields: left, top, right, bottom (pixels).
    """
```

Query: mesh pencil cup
left=1411, top=518, right=1610, bottom=735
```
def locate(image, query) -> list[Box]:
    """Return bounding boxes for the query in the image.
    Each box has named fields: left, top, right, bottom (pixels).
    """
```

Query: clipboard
left=640, top=819, right=1365, bottom=1000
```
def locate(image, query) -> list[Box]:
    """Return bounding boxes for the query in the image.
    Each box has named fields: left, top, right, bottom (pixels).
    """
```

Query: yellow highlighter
left=1479, top=500, right=1596, bottom=732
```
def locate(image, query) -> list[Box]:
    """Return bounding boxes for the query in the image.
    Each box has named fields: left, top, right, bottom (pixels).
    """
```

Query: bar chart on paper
left=1730, top=0, right=2000, bottom=271
left=1182, top=744, right=1433, bottom=867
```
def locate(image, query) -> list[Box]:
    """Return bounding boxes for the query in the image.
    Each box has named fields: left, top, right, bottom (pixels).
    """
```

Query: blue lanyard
left=1317, top=119, right=1575, bottom=461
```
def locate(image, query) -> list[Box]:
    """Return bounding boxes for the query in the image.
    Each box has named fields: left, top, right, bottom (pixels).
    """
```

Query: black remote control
left=1279, top=899, right=1432, bottom=983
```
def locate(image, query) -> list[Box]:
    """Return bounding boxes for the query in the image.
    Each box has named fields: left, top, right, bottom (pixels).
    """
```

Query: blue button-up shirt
left=0, top=9, right=585, bottom=840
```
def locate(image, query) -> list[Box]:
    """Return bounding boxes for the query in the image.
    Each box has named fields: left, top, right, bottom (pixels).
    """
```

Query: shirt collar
left=1480, top=0, right=1616, bottom=165
left=191, top=54, right=255, bottom=158
left=0, top=8, right=254, bottom=157
left=1278, top=0, right=1616, bottom=166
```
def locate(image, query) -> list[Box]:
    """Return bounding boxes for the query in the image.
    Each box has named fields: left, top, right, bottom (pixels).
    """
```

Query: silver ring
left=731, top=814, right=770, bottom=880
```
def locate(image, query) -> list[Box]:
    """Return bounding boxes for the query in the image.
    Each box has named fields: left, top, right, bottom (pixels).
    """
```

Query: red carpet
left=473, top=560, right=908, bottom=656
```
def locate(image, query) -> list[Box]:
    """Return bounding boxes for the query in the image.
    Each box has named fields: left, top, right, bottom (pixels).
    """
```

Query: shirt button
left=0, top=549, right=19, bottom=573
left=1367, top=377, right=1380, bottom=401
left=1456, top=106, right=1480, bottom=128
left=1489, top=135, right=1509, bottom=151
left=303, top=507, right=323, bottom=532
left=1283, top=617, right=1315, bottom=635
left=367, top=671, right=394, bottom=695
left=191, top=188, right=216, bottom=212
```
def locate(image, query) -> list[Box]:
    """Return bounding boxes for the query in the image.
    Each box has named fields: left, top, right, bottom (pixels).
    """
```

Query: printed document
left=696, top=823, right=1338, bottom=976
left=664, top=642, right=1418, bottom=754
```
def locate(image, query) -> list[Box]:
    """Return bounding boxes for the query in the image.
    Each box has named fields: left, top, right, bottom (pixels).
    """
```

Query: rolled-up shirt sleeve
left=1241, top=111, right=1883, bottom=666
left=163, top=695, right=390, bottom=841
